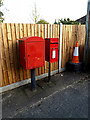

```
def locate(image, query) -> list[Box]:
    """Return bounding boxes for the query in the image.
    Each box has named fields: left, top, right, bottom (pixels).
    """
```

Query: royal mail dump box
left=19, top=36, right=45, bottom=70
left=45, top=38, right=59, bottom=63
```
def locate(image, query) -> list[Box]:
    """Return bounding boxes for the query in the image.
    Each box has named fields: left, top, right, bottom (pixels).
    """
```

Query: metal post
left=48, top=62, right=51, bottom=80
left=58, top=23, right=62, bottom=72
left=84, top=0, right=90, bottom=69
left=31, top=68, right=36, bottom=90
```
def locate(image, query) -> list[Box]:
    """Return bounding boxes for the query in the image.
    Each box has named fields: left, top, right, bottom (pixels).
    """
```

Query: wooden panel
left=7, top=23, right=16, bottom=83
left=2, top=23, right=13, bottom=84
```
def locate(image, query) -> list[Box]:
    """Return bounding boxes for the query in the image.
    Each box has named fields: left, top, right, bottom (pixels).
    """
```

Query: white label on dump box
left=52, top=50, right=56, bottom=59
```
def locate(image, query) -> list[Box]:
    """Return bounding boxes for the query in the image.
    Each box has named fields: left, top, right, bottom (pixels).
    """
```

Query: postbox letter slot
left=52, top=50, right=56, bottom=59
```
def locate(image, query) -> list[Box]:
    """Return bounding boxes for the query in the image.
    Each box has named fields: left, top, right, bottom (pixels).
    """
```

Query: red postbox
left=45, top=38, right=59, bottom=63
left=19, top=36, right=45, bottom=70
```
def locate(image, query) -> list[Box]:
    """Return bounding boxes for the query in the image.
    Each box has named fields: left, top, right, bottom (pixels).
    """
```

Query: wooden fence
left=0, top=23, right=86, bottom=87
left=61, top=25, right=86, bottom=68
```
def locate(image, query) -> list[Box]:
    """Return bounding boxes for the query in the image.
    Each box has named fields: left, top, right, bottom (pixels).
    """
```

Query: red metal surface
left=19, top=37, right=45, bottom=70
left=45, top=38, right=59, bottom=63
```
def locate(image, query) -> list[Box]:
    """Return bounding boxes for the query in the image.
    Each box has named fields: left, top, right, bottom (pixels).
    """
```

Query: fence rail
left=0, top=23, right=86, bottom=87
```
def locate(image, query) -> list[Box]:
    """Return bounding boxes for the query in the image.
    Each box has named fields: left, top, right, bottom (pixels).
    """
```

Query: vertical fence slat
left=0, top=24, right=4, bottom=87
left=54, top=24, right=57, bottom=70
left=0, top=23, right=2, bottom=87
left=11, top=24, right=20, bottom=82
left=27, top=24, right=31, bottom=37
left=34, top=24, right=39, bottom=76
left=15, top=24, right=23, bottom=81
left=42, top=24, right=45, bottom=73
left=64, top=25, right=67, bottom=67
left=69, top=25, right=75, bottom=61
left=31, top=24, right=34, bottom=36
left=67, top=25, right=70, bottom=61
left=63, top=25, right=66, bottom=67
left=38, top=24, right=42, bottom=75
left=45, top=24, right=48, bottom=73
left=20, top=23, right=27, bottom=80
left=0, top=24, right=9, bottom=86
left=61, top=25, right=64, bottom=68
left=1, top=68, right=4, bottom=87
left=24, top=24, right=31, bottom=79
left=41, top=24, right=45, bottom=74
left=56, top=24, right=60, bottom=69
left=53, top=24, right=55, bottom=71
left=50, top=24, right=53, bottom=72
left=7, top=23, right=16, bottom=83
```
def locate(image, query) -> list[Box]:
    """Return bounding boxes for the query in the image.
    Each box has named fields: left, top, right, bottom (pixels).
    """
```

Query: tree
left=0, top=0, right=4, bottom=22
left=37, top=19, right=49, bottom=24
left=67, top=18, right=70, bottom=22
left=57, top=18, right=79, bottom=25
left=31, top=4, right=39, bottom=24
left=54, top=19, right=57, bottom=24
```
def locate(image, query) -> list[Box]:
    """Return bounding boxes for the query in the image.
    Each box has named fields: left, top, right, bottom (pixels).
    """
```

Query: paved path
left=2, top=71, right=89, bottom=119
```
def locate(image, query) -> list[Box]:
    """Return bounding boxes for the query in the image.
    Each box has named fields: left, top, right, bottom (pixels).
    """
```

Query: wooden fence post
left=84, top=0, right=90, bottom=69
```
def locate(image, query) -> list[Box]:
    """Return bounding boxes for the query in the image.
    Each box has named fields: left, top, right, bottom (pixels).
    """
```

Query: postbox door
left=26, top=42, right=45, bottom=69
left=50, top=47, right=58, bottom=63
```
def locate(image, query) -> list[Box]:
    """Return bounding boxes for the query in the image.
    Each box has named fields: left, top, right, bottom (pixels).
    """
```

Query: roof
left=75, top=15, right=86, bottom=24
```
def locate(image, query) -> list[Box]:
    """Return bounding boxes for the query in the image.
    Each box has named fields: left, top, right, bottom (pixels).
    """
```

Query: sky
left=1, top=0, right=88, bottom=24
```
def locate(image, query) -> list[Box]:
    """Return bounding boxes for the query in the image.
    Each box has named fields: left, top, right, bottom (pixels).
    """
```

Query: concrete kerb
left=0, top=68, right=65, bottom=93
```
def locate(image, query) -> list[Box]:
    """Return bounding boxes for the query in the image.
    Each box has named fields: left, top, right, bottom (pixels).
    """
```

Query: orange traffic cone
left=72, top=41, right=79, bottom=63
